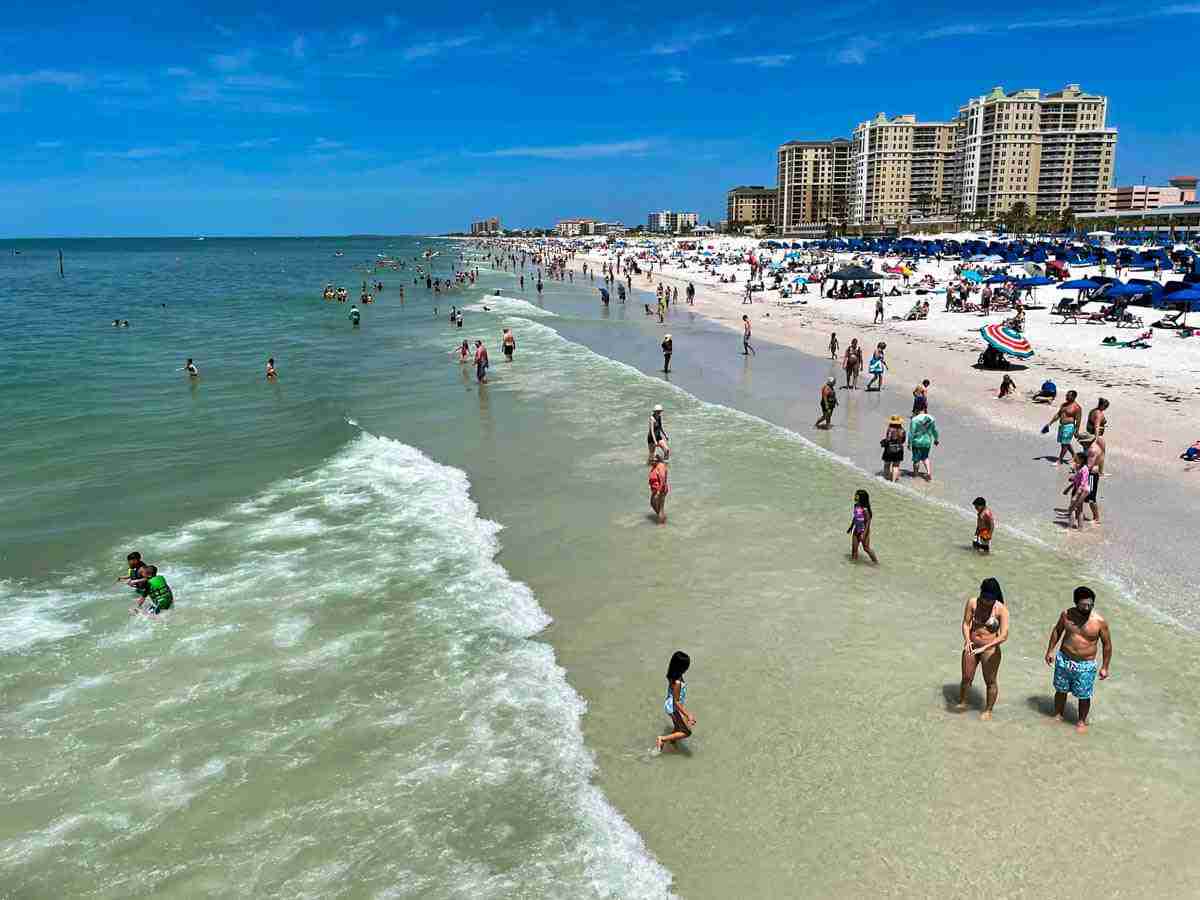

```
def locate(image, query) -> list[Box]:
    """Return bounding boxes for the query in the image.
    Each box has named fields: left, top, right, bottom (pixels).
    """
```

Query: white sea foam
left=464, top=294, right=559, bottom=317
left=2, top=430, right=673, bottom=898
left=0, top=580, right=88, bottom=653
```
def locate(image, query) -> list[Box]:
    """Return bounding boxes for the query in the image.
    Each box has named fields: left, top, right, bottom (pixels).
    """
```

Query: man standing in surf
left=473, top=340, right=489, bottom=384
left=1044, top=586, right=1113, bottom=733
left=1042, top=389, right=1082, bottom=464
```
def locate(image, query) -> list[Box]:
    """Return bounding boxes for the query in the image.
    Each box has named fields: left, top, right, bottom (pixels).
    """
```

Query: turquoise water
left=3, top=238, right=1199, bottom=898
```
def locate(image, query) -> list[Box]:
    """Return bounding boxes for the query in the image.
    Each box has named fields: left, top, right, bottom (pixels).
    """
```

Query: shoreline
left=568, top=245, right=1200, bottom=488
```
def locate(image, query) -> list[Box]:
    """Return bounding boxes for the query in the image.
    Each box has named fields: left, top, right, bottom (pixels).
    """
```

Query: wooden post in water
left=59, top=249, right=64, bottom=278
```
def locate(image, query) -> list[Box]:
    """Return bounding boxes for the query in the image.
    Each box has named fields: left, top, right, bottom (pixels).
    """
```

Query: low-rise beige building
left=726, top=186, right=778, bottom=228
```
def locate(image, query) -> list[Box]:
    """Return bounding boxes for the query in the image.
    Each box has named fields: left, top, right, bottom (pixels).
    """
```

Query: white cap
left=653, top=404, right=664, bottom=412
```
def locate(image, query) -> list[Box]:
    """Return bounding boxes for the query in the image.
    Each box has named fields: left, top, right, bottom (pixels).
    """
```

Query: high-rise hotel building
left=849, top=113, right=956, bottom=224
left=776, top=139, right=851, bottom=233
left=951, top=83, right=1116, bottom=219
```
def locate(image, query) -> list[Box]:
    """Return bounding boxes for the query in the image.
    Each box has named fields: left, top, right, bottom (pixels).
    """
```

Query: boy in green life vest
left=131, top=563, right=174, bottom=615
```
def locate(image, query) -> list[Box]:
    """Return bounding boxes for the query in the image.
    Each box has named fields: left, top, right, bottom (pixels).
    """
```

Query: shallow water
left=3, top=239, right=1198, bottom=898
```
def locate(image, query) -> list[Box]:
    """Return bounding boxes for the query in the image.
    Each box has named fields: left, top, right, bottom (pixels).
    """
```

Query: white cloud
left=312, top=137, right=345, bottom=151
left=472, top=139, right=655, bottom=160
left=732, top=54, right=793, bottom=68
left=35, top=140, right=64, bottom=149
left=211, top=49, right=253, bottom=72
left=237, top=137, right=280, bottom=149
left=90, top=146, right=185, bottom=160
left=663, top=67, right=687, bottom=83
left=349, top=31, right=369, bottom=48
left=402, top=34, right=479, bottom=60
left=290, top=35, right=307, bottom=59
left=165, top=66, right=195, bottom=78
left=650, top=25, right=735, bottom=55
left=223, top=74, right=298, bottom=90
left=0, top=69, right=86, bottom=91
left=834, top=37, right=879, bottom=64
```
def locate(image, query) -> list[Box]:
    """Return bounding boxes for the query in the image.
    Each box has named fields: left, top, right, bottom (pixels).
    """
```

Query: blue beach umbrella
left=1058, top=279, right=1101, bottom=290
left=985, top=274, right=1012, bottom=284
left=962, top=270, right=984, bottom=283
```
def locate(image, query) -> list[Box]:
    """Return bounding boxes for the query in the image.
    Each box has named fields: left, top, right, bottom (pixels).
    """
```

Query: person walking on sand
left=909, top=408, right=940, bottom=480
left=1086, top=397, right=1109, bottom=438
left=874, top=295, right=884, bottom=324
left=880, top=415, right=905, bottom=481
left=647, top=404, right=669, bottom=461
left=957, top=577, right=1009, bottom=720
left=656, top=650, right=695, bottom=752
left=742, top=315, right=756, bottom=356
left=686, top=282, right=695, bottom=305
left=843, top=339, right=861, bottom=389
left=829, top=332, right=839, bottom=360
left=1042, top=389, right=1082, bottom=464
left=973, top=497, right=995, bottom=552
left=661, top=334, right=673, bottom=373
left=865, top=344, right=887, bottom=391
left=1045, top=586, right=1113, bottom=734
left=1077, top=432, right=1105, bottom=523
left=815, top=377, right=838, bottom=429
left=648, top=448, right=669, bottom=524
left=847, top=489, right=879, bottom=563
left=912, top=379, right=931, bottom=415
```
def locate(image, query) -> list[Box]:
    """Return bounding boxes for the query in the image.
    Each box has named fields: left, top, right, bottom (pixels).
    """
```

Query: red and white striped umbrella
left=979, top=323, right=1034, bottom=358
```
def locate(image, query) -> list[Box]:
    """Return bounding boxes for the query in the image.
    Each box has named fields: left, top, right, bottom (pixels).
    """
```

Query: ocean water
left=2, top=238, right=1199, bottom=898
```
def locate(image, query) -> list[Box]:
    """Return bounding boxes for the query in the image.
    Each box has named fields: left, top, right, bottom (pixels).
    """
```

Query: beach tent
left=828, top=265, right=886, bottom=280
left=979, top=323, right=1034, bottom=358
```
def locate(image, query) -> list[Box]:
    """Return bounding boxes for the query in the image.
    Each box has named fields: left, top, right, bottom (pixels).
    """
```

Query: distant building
left=555, top=218, right=598, bottom=237
left=951, top=84, right=1116, bottom=218
left=776, top=139, right=851, bottom=235
left=647, top=211, right=699, bottom=233
left=726, top=186, right=778, bottom=229
left=1106, top=185, right=1191, bottom=210
left=469, top=217, right=502, bottom=235
left=1169, top=175, right=1198, bottom=198
left=849, top=113, right=955, bottom=225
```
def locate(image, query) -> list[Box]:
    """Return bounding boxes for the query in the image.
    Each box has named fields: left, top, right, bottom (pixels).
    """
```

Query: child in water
left=1064, top=451, right=1091, bottom=529
left=847, top=489, right=879, bottom=563
left=656, top=650, right=696, bottom=752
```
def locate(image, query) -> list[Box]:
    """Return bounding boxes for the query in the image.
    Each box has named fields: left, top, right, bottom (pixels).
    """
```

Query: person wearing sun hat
left=661, top=334, right=673, bottom=373
left=958, top=577, right=1009, bottom=720
left=647, top=404, right=669, bottom=462
left=814, top=377, right=839, bottom=429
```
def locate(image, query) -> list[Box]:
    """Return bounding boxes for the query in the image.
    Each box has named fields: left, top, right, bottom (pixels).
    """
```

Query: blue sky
left=1, top=1, right=1197, bottom=236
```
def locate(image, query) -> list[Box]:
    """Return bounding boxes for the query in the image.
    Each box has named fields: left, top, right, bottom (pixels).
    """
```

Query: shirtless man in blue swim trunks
left=1044, top=586, right=1113, bottom=733
left=1042, top=390, right=1082, bottom=465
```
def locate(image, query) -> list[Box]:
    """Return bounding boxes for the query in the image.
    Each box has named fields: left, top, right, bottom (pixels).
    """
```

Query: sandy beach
left=572, top=237, right=1200, bottom=486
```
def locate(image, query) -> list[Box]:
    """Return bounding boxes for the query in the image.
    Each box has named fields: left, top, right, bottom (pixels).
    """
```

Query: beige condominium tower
left=952, top=84, right=1116, bottom=219
left=849, top=113, right=956, bottom=225
left=776, top=139, right=851, bottom=234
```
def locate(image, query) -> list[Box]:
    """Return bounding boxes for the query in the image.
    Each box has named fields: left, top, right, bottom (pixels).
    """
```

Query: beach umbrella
left=1058, top=279, right=1101, bottom=290
left=980, top=323, right=1034, bottom=359
left=1016, top=276, right=1054, bottom=287
left=985, top=274, right=1012, bottom=284
left=1023, top=262, right=1043, bottom=275
left=962, top=270, right=984, bottom=283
